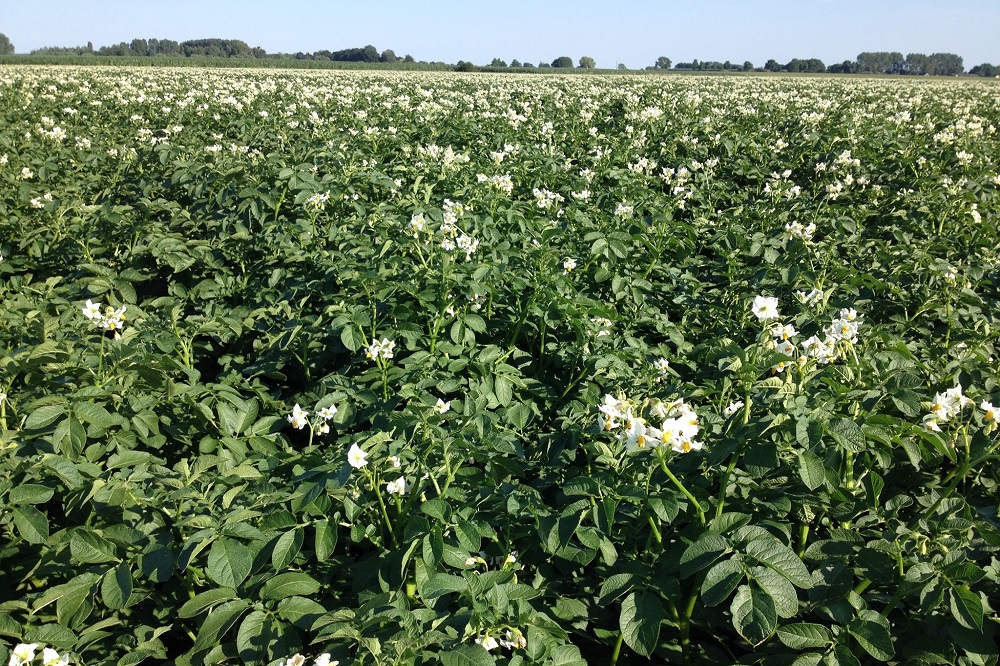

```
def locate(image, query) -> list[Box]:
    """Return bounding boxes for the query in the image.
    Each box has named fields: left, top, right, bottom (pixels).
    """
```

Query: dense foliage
left=1, top=67, right=999, bottom=666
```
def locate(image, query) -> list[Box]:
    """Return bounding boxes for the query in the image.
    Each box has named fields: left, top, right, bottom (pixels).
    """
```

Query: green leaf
left=340, top=324, right=365, bottom=352
left=701, top=557, right=745, bottom=606
left=620, top=591, right=663, bottom=658
left=440, top=644, right=497, bottom=666
left=271, top=528, right=303, bottom=570
left=101, top=563, right=132, bottom=610
left=830, top=644, right=863, bottom=666
left=949, top=586, right=983, bottom=631
left=422, top=573, right=468, bottom=599
left=236, top=609, right=278, bottom=664
left=24, top=404, right=65, bottom=430
left=70, top=529, right=118, bottom=564
left=847, top=609, right=894, bottom=660
left=192, top=599, right=251, bottom=653
left=731, top=584, right=777, bottom=646
left=314, top=519, right=337, bottom=563
left=276, top=596, right=327, bottom=630
left=206, top=538, right=253, bottom=588
left=798, top=451, right=826, bottom=491
left=421, top=498, right=452, bottom=522
left=74, top=401, right=118, bottom=430
left=752, top=567, right=799, bottom=618
left=178, top=587, right=239, bottom=619
left=12, top=505, right=49, bottom=544
left=8, top=483, right=55, bottom=505
left=777, top=623, right=833, bottom=650
left=743, top=536, right=812, bottom=588
left=550, top=645, right=588, bottom=666
left=827, top=417, right=865, bottom=452
left=259, top=572, right=321, bottom=600
left=679, top=534, right=730, bottom=577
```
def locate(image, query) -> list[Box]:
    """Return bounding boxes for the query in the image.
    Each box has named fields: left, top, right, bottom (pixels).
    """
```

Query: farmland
left=1, top=67, right=999, bottom=665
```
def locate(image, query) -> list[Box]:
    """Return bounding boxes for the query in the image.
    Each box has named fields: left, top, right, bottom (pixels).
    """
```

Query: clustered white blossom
left=278, top=653, right=337, bottom=666
left=598, top=393, right=702, bottom=454
left=305, top=190, right=330, bottom=210
left=475, top=628, right=527, bottom=652
left=7, top=643, right=70, bottom=666
left=82, top=299, right=127, bottom=333
left=365, top=337, right=396, bottom=361
left=286, top=402, right=337, bottom=435
left=785, top=220, right=817, bottom=241
left=922, top=384, right=972, bottom=432
left=562, top=257, right=577, bottom=275
left=532, top=187, right=564, bottom=210
left=476, top=173, right=514, bottom=195
left=755, top=296, right=863, bottom=371
left=653, top=358, right=670, bottom=382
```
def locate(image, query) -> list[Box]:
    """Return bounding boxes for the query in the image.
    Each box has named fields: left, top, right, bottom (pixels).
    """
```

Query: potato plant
left=0, top=67, right=999, bottom=666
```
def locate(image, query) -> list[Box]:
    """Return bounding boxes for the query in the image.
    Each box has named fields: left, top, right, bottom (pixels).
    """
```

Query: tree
left=743, top=60, right=753, bottom=71
left=403, top=54, right=415, bottom=63
left=617, top=63, right=627, bottom=70
left=490, top=57, right=508, bottom=67
left=764, top=59, right=782, bottom=72
left=0, top=33, right=14, bottom=55
left=510, top=59, right=522, bottom=68
left=551, top=56, right=573, bottom=68
left=970, top=63, right=997, bottom=77
left=654, top=56, right=672, bottom=70
left=380, top=49, right=398, bottom=63
left=522, top=62, right=535, bottom=68
left=578, top=56, right=596, bottom=69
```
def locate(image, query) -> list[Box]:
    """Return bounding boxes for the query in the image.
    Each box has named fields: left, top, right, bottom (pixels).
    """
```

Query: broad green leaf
left=421, top=573, right=468, bottom=599
left=12, top=505, right=49, bottom=544
left=276, top=596, right=327, bottom=630
left=752, top=567, right=799, bottom=618
left=70, top=529, right=118, bottom=564
left=34, top=573, right=101, bottom=613
left=178, top=587, right=239, bottom=619
left=847, top=609, right=894, bottom=660
left=236, top=609, right=277, bottom=664
left=24, top=404, right=65, bottom=430
left=421, top=498, right=452, bottom=521
left=949, top=586, right=983, bottom=631
left=798, top=450, right=826, bottom=491
left=192, top=599, right=251, bottom=652
left=259, top=572, right=321, bottom=600
left=830, top=643, right=862, bottom=666
left=314, top=519, right=337, bottom=562
left=777, top=623, right=834, bottom=650
left=8, top=483, right=55, bottom=505
left=731, top=584, right=777, bottom=646
left=340, top=324, right=365, bottom=352
left=620, top=591, right=663, bottom=658
left=550, top=645, right=588, bottom=666
left=101, top=563, right=132, bottom=610
left=827, top=417, right=865, bottom=452
left=743, top=537, right=812, bottom=588
left=206, top=538, right=253, bottom=588
left=701, top=558, right=745, bottom=606
left=679, top=534, right=730, bottom=577
left=271, top=528, right=304, bottom=570
left=440, top=644, right=497, bottom=666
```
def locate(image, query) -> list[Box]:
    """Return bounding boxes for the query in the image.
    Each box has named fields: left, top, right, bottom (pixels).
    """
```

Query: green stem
left=608, top=631, right=624, bottom=666
left=363, top=467, right=398, bottom=549
left=658, top=453, right=706, bottom=527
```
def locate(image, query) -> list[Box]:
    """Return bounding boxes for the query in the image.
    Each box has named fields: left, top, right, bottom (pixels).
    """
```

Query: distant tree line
left=28, top=38, right=417, bottom=64
left=11, top=32, right=993, bottom=77
left=648, top=51, right=977, bottom=76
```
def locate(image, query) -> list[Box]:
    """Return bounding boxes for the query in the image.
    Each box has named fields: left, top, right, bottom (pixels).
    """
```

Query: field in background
left=1, top=67, right=999, bottom=666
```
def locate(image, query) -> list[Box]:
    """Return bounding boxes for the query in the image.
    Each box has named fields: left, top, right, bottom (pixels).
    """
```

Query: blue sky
left=5, top=0, right=998, bottom=68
